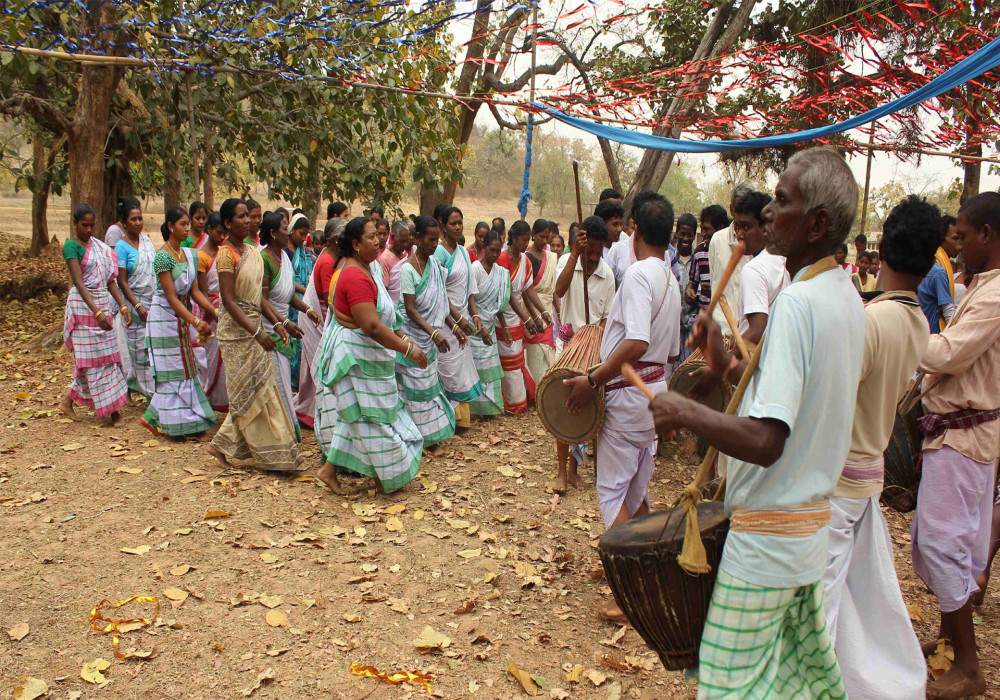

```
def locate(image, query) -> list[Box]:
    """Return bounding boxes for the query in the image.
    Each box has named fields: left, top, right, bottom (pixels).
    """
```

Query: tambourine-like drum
left=537, top=324, right=605, bottom=445
left=881, top=401, right=925, bottom=513
left=668, top=349, right=732, bottom=413
left=599, top=502, right=730, bottom=670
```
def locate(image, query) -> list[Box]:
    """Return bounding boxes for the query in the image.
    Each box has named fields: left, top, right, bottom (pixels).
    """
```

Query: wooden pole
left=522, top=2, right=538, bottom=223
left=859, top=122, right=875, bottom=240
left=573, top=160, right=590, bottom=325
left=185, top=70, right=200, bottom=200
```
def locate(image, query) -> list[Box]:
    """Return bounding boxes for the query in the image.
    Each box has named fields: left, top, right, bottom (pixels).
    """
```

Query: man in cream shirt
left=708, top=182, right=754, bottom=334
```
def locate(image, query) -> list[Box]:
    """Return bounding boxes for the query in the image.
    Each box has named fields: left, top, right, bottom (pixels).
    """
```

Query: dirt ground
left=1, top=224, right=999, bottom=699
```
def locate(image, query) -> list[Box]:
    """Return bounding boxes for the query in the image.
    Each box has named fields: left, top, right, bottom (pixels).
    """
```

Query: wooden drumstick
left=718, top=295, right=750, bottom=360
left=573, top=160, right=590, bottom=325
left=621, top=362, right=656, bottom=401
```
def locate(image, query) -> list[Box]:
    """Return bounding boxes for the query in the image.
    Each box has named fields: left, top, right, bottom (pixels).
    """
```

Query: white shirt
left=606, top=234, right=674, bottom=288
left=721, top=266, right=865, bottom=589
left=555, top=255, right=616, bottom=333
left=708, top=224, right=751, bottom=333
left=600, top=257, right=681, bottom=432
left=736, top=250, right=790, bottom=334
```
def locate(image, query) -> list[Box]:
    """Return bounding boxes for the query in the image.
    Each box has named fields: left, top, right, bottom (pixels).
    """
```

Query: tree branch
left=482, top=53, right=575, bottom=93
left=0, top=92, right=72, bottom=135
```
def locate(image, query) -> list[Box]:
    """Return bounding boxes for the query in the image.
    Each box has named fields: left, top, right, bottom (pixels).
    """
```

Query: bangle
left=452, top=322, right=461, bottom=335
left=431, top=330, right=440, bottom=341
left=253, top=324, right=263, bottom=339
left=120, top=304, right=128, bottom=313
left=93, top=309, right=104, bottom=319
left=404, top=341, right=413, bottom=359
left=281, top=318, right=292, bottom=328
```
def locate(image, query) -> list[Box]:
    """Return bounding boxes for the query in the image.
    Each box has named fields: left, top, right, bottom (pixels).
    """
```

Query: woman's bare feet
left=317, top=462, right=348, bottom=495
left=598, top=598, right=626, bottom=621
left=58, top=396, right=78, bottom=421
left=110, top=411, right=124, bottom=427
left=206, top=444, right=231, bottom=468
left=926, top=665, right=987, bottom=700
left=428, top=444, right=445, bottom=458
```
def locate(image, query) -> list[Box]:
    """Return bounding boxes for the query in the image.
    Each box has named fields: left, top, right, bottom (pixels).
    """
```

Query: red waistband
left=605, top=362, right=665, bottom=392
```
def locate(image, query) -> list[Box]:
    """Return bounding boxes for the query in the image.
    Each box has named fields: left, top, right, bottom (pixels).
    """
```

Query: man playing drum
left=823, top=195, right=937, bottom=700
left=564, top=192, right=681, bottom=619
left=551, top=216, right=616, bottom=493
left=912, top=192, right=1000, bottom=700
left=650, top=146, right=865, bottom=698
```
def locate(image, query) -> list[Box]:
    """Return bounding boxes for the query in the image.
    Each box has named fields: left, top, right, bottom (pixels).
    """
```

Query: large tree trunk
left=69, top=62, right=121, bottom=238
left=419, top=184, right=447, bottom=217
left=623, top=0, right=757, bottom=216
left=29, top=138, right=56, bottom=256
left=303, top=185, right=321, bottom=226
left=164, top=151, right=182, bottom=212
left=203, top=147, right=215, bottom=210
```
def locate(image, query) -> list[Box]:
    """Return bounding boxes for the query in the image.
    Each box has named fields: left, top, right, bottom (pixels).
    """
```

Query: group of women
left=60, top=197, right=564, bottom=495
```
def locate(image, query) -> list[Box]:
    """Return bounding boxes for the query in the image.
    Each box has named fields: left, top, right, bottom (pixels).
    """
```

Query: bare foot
left=206, top=445, right=231, bottom=468
left=317, top=462, right=348, bottom=495
left=973, top=574, right=988, bottom=608
left=192, top=433, right=212, bottom=443
left=589, top=565, right=605, bottom=581
left=59, top=396, right=78, bottom=421
left=926, top=665, right=987, bottom=700
left=110, top=411, right=124, bottom=427
left=554, top=472, right=569, bottom=494
left=567, top=468, right=583, bottom=488
left=126, top=391, right=136, bottom=407
left=598, top=598, right=626, bottom=621
left=429, top=444, right=445, bottom=458
left=924, top=639, right=947, bottom=658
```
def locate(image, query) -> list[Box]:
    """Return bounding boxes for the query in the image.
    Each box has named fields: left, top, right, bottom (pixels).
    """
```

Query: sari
left=470, top=260, right=510, bottom=416
left=63, top=238, right=128, bottom=417
left=525, top=249, right=556, bottom=381
left=288, top=244, right=315, bottom=389
left=495, top=251, right=535, bottom=413
left=211, top=244, right=302, bottom=471
left=313, top=265, right=422, bottom=492
left=260, top=247, right=301, bottom=440
left=293, top=264, right=324, bottom=430
left=310, top=266, right=341, bottom=455
left=396, top=258, right=457, bottom=446
left=114, top=234, right=156, bottom=397
left=433, top=243, right=483, bottom=427
left=141, top=248, right=217, bottom=437
left=193, top=242, right=228, bottom=411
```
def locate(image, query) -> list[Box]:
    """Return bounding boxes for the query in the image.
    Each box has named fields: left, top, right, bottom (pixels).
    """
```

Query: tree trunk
left=622, top=0, right=757, bottom=216
left=29, top=138, right=55, bottom=256
left=419, top=183, right=448, bottom=217
left=303, top=185, right=321, bottom=226
left=961, top=149, right=982, bottom=205
left=164, top=150, right=182, bottom=212
left=203, top=148, right=215, bottom=210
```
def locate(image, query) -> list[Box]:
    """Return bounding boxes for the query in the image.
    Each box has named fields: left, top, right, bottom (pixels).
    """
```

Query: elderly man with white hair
left=708, top=181, right=755, bottom=334
left=650, top=147, right=865, bottom=698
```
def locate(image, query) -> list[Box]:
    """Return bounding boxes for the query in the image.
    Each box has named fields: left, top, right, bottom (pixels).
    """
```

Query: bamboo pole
left=859, top=122, right=876, bottom=239
left=573, top=160, right=590, bottom=325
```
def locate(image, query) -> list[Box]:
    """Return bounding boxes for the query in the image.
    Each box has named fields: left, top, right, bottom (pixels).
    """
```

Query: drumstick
left=705, top=241, right=746, bottom=318
left=621, top=362, right=656, bottom=401
left=573, top=160, right=591, bottom=325
left=718, top=296, right=750, bottom=360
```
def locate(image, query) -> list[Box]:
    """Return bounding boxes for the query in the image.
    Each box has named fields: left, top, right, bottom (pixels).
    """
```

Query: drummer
left=822, top=195, right=936, bottom=699
left=912, top=191, right=1000, bottom=700
left=650, top=146, right=864, bottom=697
left=733, top=190, right=788, bottom=346
left=551, top=215, right=617, bottom=493
left=564, top=192, right=681, bottom=619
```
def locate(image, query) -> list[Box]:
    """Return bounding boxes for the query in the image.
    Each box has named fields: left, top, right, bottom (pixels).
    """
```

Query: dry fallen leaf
left=343, top=613, right=361, bottom=623
left=61, top=442, right=85, bottom=451
left=586, top=670, right=607, bottom=687
left=174, top=527, right=193, bottom=535
left=12, top=677, right=48, bottom=700
left=454, top=600, right=476, bottom=615
left=385, top=516, right=404, bottom=532
left=258, top=595, right=283, bottom=609
left=414, top=510, right=426, bottom=520
left=162, top=588, right=189, bottom=601
left=508, top=661, right=541, bottom=696
left=203, top=510, right=230, bottom=519
left=115, top=467, right=143, bottom=475
left=413, top=626, right=451, bottom=653
left=181, top=476, right=206, bottom=484
left=169, top=565, right=192, bottom=576
left=259, top=553, right=279, bottom=564
left=514, top=561, right=538, bottom=577
left=81, top=658, right=111, bottom=684
left=7, top=622, right=29, bottom=642
left=906, top=603, right=923, bottom=623
left=566, top=665, right=586, bottom=684
left=241, top=667, right=275, bottom=697
left=265, top=610, right=289, bottom=628
left=120, top=545, right=151, bottom=556
left=384, top=503, right=406, bottom=515
left=457, top=548, right=482, bottom=559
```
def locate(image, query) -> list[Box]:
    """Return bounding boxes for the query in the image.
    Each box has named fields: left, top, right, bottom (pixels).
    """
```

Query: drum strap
left=730, top=500, right=831, bottom=538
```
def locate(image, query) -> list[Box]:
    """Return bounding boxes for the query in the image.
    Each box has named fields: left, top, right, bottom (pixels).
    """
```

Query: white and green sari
left=260, top=247, right=300, bottom=441
left=114, top=234, right=156, bottom=397
left=432, top=243, right=483, bottom=404
left=469, top=259, right=509, bottom=416
left=313, top=267, right=423, bottom=492
left=396, top=258, right=456, bottom=446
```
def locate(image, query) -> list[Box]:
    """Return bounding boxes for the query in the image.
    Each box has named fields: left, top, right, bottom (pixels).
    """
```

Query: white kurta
left=433, top=244, right=482, bottom=404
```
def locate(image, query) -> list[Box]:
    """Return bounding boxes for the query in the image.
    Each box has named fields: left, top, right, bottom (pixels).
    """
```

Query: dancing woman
left=495, top=220, right=543, bottom=412
left=208, top=199, right=302, bottom=471
left=313, top=217, right=427, bottom=495
left=397, top=215, right=460, bottom=451
left=286, top=213, right=314, bottom=390
left=59, top=204, right=130, bottom=426
left=524, top=218, right=557, bottom=381
left=184, top=201, right=210, bottom=249
left=113, top=200, right=155, bottom=399
left=433, top=206, right=483, bottom=429
left=104, top=196, right=142, bottom=249
left=194, top=212, right=229, bottom=411
left=469, top=230, right=511, bottom=416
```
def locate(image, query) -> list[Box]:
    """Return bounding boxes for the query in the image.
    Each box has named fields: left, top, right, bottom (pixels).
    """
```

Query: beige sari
left=211, top=242, right=302, bottom=470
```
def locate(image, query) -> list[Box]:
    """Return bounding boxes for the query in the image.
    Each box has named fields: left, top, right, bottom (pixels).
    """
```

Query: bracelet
left=120, top=304, right=128, bottom=313
left=253, top=324, right=263, bottom=339
left=404, top=341, right=413, bottom=359
left=431, top=330, right=440, bottom=341
left=452, top=322, right=461, bottom=335
left=135, top=302, right=144, bottom=310
left=281, top=318, right=292, bottom=328
left=473, top=314, right=481, bottom=320
left=93, top=309, right=104, bottom=319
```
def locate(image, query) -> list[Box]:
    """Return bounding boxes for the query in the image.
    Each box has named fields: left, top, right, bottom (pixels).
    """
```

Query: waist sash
left=840, top=455, right=884, bottom=483
left=918, top=407, right=1000, bottom=438
left=730, top=500, right=831, bottom=538
left=605, top=361, right=665, bottom=392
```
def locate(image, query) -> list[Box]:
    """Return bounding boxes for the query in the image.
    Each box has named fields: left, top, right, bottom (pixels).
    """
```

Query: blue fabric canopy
left=533, top=36, right=1000, bottom=153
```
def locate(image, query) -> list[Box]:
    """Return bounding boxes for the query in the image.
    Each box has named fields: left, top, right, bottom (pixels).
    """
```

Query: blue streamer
left=517, top=112, right=533, bottom=219
left=533, top=35, right=1000, bottom=153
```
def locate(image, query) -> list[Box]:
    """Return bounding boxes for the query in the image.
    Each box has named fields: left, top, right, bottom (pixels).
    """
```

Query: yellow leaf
left=163, top=588, right=188, bottom=601
left=906, top=603, right=923, bottom=623
left=141, top=439, right=159, bottom=447
left=61, top=442, right=85, bottom=451
left=81, top=658, right=111, bottom=684
left=457, top=548, right=482, bottom=559
left=447, top=519, right=471, bottom=530
left=7, top=622, right=29, bottom=641
left=169, top=565, right=191, bottom=576
left=413, top=626, right=451, bottom=653
left=260, top=553, right=279, bottom=564
left=566, top=664, right=586, bottom=683
left=586, top=669, right=607, bottom=687
left=12, top=676, right=47, bottom=700
left=507, top=661, right=540, bottom=696
left=181, top=476, right=206, bottom=484
left=310, top=139, right=318, bottom=153
left=13, top=392, right=30, bottom=401
left=483, top=572, right=498, bottom=583
left=174, top=527, right=193, bottom=535
left=385, top=516, right=404, bottom=532
left=116, top=467, right=143, bottom=474
left=414, top=510, right=425, bottom=520
left=384, top=503, right=406, bottom=515
left=265, top=610, right=289, bottom=627
left=120, top=546, right=151, bottom=556
left=420, top=479, right=437, bottom=494
left=259, top=595, right=282, bottom=609
left=203, top=510, right=230, bottom=519
left=352, top=503, right=380, bottom=517
left=514, top=561, right=538, bottom=577
left=343, top=613, right=360, bottom=623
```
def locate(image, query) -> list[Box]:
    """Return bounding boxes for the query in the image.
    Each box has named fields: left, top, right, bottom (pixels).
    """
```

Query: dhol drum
left=881, top=400, right=925, bottom=512
left=599, top=502, right=730, bottom=670
left=668, top=348, right=732, bottom=413
left=537, top=324, right=605, bottom=444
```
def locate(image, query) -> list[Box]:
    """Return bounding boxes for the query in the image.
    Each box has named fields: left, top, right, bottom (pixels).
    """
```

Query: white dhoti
left=823, top=495, right=925, bottom=700
left=595, top=425, right=657, bottom=528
